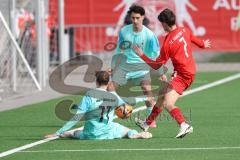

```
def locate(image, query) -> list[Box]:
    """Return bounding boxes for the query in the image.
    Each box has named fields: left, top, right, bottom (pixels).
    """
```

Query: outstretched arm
left=190, top=30, right=211, bottom=48
left=132, top=45, right=163, bottom=70
left=55, top=109, right=85, bottom=136
left=45, top=96, right=91, bottom=138
left=120, top=96, right=148, bottom=106
left=203, top=39, right=211, bottom=48
left=45, top=109, right=85, bottom=138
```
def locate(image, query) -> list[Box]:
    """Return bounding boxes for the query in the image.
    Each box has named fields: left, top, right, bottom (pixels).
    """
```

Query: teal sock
left=146, top=107, right=153, bottom=116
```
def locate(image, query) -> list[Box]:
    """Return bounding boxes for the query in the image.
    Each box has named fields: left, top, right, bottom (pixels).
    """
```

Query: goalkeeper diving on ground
left=45, top=71, right=152, bottom=140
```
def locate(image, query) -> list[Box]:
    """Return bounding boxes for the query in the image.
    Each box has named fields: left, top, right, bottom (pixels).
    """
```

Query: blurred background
left=0, top=0, right=240, bottom=109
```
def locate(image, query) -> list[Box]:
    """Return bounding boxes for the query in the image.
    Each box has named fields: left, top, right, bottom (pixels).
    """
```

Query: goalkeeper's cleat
left=138, top=132, right=152, bottom=139
left=135, top=117, right=149, bottom=132
left=175, top=123, right=193, bottom=138
left=129, top=131, right=152, bottom=139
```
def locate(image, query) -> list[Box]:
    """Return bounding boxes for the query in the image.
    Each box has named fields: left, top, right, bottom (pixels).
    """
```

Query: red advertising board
left=49, top=0, right=240, bottom=52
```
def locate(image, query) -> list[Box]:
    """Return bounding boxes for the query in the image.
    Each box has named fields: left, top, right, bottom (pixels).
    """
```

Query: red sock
left=145, top=106, right=163, bottom=125
left=170, top=108, right=185, bottom=125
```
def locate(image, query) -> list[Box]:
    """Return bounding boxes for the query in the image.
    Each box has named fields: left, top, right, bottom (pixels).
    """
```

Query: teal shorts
left=72, top=122, right=136, bottom=140
left=112, top=67, right=151, bottom=86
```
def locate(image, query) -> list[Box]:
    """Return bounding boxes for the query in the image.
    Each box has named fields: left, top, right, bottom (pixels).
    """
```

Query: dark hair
left=95, top=71, right=109, bottom=85
left=158, top=8, right=176, bottom=27
left=127, top=5, right=145, bottom=16
left=124, top=13, right=150, bottom=26
left=124, top=13, right=132, bottom=25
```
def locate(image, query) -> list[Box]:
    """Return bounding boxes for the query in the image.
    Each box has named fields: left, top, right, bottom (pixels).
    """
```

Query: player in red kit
left=133, top=8, right=211, bottom=138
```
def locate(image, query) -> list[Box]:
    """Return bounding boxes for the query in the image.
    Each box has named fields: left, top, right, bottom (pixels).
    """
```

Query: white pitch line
left=19, top=146, right=240, bottom=153
left=0, top=72, right=240, bottom=158
left=182, top=73, right=240, bottom=97
left=0, top=136, right=59, bottom=158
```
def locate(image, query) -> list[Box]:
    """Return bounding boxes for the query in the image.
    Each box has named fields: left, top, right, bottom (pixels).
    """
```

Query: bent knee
left=163, top=101, right=175, bottom=111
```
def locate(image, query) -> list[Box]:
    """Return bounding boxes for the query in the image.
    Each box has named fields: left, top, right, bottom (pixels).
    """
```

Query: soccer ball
left=115, top=104, right=133, bottom=119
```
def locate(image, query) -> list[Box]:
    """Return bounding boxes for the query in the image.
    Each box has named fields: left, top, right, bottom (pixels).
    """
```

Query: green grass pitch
left=0, top=72, right=240, bottom=160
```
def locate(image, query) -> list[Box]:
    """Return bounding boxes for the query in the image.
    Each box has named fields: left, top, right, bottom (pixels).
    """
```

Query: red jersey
left=141, top=27, right=205, bottom=77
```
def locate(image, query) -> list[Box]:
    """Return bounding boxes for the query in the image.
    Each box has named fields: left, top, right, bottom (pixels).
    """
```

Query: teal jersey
left=115, top=24, right=160, bottom=64
left=56, top=88, right=145, bottom=139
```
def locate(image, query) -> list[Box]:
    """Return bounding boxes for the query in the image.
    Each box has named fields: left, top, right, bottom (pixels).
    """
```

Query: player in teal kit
left=45, top=71, right=152, bottom=140
left=108, top=5, right=166, bottom=127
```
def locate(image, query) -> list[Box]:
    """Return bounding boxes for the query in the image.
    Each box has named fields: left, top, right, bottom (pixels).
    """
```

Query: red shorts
left=169, top=73, right=194, bottom=95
